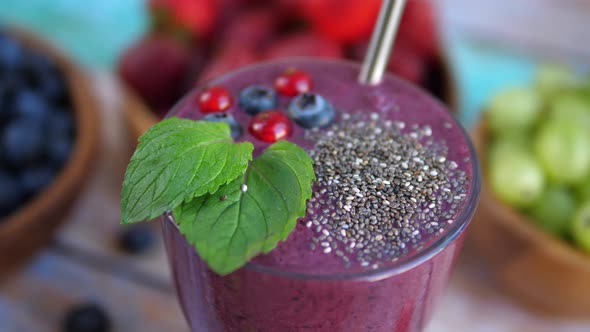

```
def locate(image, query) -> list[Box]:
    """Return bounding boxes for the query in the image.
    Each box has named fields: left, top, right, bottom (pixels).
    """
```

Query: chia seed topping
left=304, top=113, right=469, bottom=268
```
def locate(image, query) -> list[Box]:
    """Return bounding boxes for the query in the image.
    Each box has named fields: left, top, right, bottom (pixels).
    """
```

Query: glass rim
left=165, top=57, right=482, bottom=282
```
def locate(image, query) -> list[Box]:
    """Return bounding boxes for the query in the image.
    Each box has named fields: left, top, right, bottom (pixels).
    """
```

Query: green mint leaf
left=173, top=141, right=315, bottom=275
left=121, top=117, right=254, bottom=224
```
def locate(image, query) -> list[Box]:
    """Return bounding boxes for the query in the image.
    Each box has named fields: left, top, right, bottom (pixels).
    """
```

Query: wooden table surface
left=1, top=73, right=589, bottom=332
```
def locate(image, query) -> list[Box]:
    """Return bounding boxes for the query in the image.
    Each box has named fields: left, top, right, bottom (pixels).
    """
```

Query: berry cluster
left=0, top=31, right=75, bottom=220
left=196, top=68, right=335, bottom=143
left=118, top=0, right=442, bottom=117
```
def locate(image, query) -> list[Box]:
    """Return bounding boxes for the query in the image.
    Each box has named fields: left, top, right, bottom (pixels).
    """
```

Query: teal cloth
left=0, top=0, right=148, bottom=69
left=447, top=38, right=537, bottom=127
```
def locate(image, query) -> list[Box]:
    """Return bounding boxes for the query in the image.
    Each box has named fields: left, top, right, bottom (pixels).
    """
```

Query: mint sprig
left=121, top=117, right=315, bottom=275
left=121, top=117, right=254, bottom=224
left=173, top=141, right=315, bottom=275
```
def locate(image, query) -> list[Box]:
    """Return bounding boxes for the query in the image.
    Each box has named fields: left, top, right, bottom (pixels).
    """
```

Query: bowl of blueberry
left=470, top=64, right=590, bottom=317
left=0, top=27, right=99, bottom=271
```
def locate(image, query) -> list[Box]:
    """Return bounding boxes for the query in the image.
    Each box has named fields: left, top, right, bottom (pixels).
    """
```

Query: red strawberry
left=118, top=34, right=192, bottom=109
left=198, top=49, right=260, bottom=84
left=149, top=0, right=218, bottom=39
left=219, top=9, right=278, bottom=52
left=264, top=33, right=344, bottom=60
left=398, top=0, right=440, bottom=58
left=388, top=42, right=426, bottom=85
left=298, top=0, right=381, bottom=43
left=220, top=0, right=268, bottom=5
left=276, top=0, right=302, bottom=16
left=214, top=0, right=252, bottom=35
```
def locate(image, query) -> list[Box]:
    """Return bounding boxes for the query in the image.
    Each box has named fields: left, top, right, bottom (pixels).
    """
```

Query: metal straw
left=358, top=0, right=408, bottom=85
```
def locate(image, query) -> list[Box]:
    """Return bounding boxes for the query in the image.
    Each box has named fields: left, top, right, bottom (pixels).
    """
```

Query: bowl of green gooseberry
left=470, top=64, right=590, bottom=317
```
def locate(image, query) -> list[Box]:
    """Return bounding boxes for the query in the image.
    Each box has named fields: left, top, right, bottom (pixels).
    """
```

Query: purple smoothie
left=161, top=58, right=480, bottom=332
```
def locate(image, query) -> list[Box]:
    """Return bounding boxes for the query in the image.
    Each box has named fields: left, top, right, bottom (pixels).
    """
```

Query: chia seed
left=303, top=113, right=469, bottom=268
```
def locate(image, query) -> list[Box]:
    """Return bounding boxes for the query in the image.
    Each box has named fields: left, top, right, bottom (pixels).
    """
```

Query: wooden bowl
left=0, top=28, right=100, bottom=274
left=125, top=56, right=459, bottom=141
left=469, top=118, right=590, bottom=317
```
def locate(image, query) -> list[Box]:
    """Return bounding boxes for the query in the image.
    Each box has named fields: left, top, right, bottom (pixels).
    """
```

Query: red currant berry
left=249, top=110, right=293, bottom=143
left=198, top=86, right=233, bottom=113
left=275, top=68, right=313, bottom=97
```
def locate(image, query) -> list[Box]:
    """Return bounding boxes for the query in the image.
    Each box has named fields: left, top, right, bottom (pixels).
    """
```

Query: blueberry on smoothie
left=203, top=113, right=243, bottom=140
left=287, top=92, right=335, bottom=129
left=238, top=85, right=277, bottom=115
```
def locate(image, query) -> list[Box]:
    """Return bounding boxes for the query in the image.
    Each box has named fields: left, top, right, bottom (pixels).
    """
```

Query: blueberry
left=20, top=166, right=56, bottom=198
left=46, top=134, right=74, bottom=168
left=0, top=75, right=23, bottom=120
left=24, top=51, right=58, bottom=75
left=0, top=171, right=24, bottom=218
left=38, top=71, right=68, bottom=103
left=1, top=117, right=46, bottom=167
left=203, top=113, right=243, bottom=140
left=238, top=85, right=277, bottom=115
left=62, top=303, right=111, bottom=332
left=48, top=110, right=76, bottom=139
left=0, top=86, right=13, bottom=122
left=0, top=32, right=23, bottom=71
left=287, top=93, right=336, bottom=129
left=118, top=226, right=156, bottom=254
left=12, top=89, right=50, bottom=121
left=22, top=51, right=67, bottom=101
